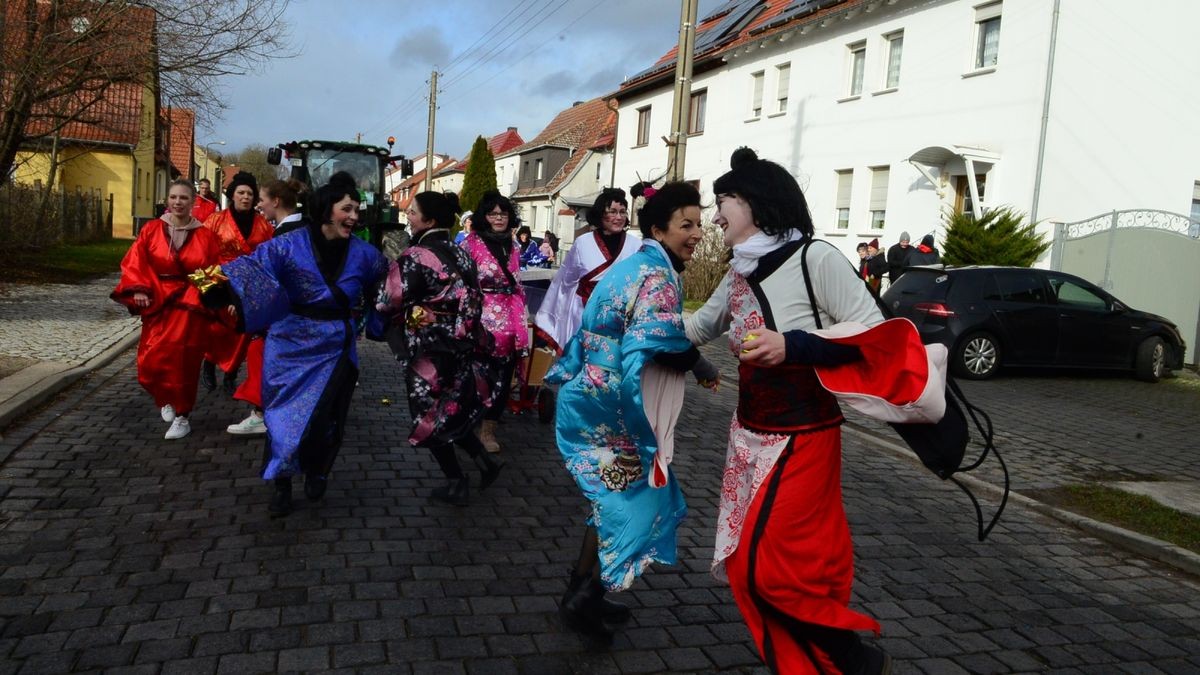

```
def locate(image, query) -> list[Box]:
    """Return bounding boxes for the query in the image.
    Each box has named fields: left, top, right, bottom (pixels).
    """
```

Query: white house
left=613, top=0, right=1200, bottom=262
left=496, top=97, right=616, bottom=250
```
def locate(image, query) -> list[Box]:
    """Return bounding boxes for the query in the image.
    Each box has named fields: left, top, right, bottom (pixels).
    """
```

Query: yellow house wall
left=59, top=150, right=136, bottom=237
left=131, top=85, right=159, bottom=235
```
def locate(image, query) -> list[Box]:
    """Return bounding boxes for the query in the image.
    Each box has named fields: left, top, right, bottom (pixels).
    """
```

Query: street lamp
left=202, top=140, right=225, bottom=187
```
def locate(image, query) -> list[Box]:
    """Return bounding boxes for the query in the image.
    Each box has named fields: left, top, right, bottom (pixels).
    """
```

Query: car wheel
left=954, top=332, right=1001, bottom=380
left=1134, top=336, right=1167, bottom=383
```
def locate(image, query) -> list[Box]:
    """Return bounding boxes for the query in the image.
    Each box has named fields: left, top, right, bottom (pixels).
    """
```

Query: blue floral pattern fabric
left=546, top=241, right=692, bottom=590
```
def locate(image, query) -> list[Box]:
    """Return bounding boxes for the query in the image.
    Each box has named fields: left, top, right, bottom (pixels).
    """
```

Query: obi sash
left=737, top=362, right=842, bottom=434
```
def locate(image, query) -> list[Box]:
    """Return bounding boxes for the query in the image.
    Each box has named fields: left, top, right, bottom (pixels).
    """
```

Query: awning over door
left=908, top=145, right=999, bottom=219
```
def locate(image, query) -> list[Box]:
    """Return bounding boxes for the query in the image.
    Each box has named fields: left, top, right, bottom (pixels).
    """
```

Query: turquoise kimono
left=546, top=240, right=691, bottom=591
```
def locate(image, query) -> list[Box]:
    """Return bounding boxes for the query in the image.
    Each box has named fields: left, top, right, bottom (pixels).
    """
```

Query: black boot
left=304, top=473, right=327, bottom=501
left=201, top=360, right=217, bottom=392
left=431, top=477, right=469, bottom=506
left=473, top=453, right=505, bottom=491
left=566, top=570, right=631, bottom=624
left=855, top=643, right=893, bottom=675
left=268, top=478, right=292, bottom=518
left=560, top=572, right=616, bottom=642
left=222, top=367, right=239, bottom=395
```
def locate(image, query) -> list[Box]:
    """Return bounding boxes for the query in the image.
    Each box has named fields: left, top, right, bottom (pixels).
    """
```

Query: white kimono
left=534, top=229, right=640, bottom=351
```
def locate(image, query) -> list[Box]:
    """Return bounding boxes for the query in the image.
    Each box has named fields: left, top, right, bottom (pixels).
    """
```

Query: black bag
left=801, top=240, right=1009, bottom=541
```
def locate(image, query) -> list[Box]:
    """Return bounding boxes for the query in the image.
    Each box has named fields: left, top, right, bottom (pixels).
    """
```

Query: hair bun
left=327, top=171, right=357, bottom=190
left=730, top=147, right=759, bottom=170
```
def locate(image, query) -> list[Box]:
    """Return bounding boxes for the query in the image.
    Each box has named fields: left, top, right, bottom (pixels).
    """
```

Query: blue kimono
left=223, top=226, right=387, bottom=480
left=546, top=241, right=691, bottom=591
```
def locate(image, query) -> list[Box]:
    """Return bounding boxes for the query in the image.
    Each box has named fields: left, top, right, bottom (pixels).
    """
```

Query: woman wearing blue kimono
left=197, top=172, right=388, bottom=517
left=547, top=182, right=720, bottom=641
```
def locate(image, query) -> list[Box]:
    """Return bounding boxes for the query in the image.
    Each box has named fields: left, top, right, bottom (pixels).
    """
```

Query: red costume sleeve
left=111, top=225, right=164, bottom=316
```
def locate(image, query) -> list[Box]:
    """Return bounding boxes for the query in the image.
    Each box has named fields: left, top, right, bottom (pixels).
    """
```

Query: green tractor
left=267, top=138, right=413, bottom=248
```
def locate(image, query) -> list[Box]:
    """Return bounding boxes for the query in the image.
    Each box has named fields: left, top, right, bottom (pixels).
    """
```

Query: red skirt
left=137, top=306, right=208, bottom=414
left=205, top=315, right=252, bottom=374
left=233, top=336, right=264, bottom=408
left=725, top=426, right=879, bottom=673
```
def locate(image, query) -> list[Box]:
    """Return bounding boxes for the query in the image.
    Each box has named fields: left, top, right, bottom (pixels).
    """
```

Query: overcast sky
left=207, top=0, right=724, bottom=160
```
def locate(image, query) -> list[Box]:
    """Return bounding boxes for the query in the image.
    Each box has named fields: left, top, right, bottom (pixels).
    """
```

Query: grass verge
left=3, top=239, right=131, bottom=284
left=683, top=299, right=704, bottom=313
left=1025, top=484, right=1200, bottom=554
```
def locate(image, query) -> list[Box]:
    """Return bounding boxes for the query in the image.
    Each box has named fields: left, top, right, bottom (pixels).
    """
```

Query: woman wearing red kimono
left=111, top=180, right=221, bottom=440
left=201, top=171, right=273, bottom=395
left=686, top=149, right=892, bottom=674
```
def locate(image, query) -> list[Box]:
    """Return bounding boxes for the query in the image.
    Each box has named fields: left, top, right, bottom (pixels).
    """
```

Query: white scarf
left=730, top=230, right=805, bottom=276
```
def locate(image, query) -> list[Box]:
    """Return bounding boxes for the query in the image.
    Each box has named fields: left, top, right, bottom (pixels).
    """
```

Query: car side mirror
left=266, top=147, right=282, bottom=165
left=1110, top=301, right=1126, bottom=313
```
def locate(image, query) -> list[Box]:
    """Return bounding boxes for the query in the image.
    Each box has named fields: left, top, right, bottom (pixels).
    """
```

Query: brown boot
left=480, top=419, right=501, bottom=454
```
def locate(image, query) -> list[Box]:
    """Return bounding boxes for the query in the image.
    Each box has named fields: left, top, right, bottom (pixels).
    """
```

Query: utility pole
left=424, top=70, right=438, bottom=192
left=666, top=0, right=698, bottom=182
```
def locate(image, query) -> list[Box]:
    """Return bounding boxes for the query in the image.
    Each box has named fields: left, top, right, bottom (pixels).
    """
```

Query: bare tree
left=220, top=143, right=284, bottom=187
left=0, top=0, right=293, bottom=187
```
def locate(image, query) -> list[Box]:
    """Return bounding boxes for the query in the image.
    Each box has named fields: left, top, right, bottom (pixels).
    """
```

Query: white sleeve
left=535, top=244, right=586, bottom=349
left=685, top=272, right=732, bottom=345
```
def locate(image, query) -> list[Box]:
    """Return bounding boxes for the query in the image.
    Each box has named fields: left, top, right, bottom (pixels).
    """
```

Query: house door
left=953, top=174, right=987, bottom=216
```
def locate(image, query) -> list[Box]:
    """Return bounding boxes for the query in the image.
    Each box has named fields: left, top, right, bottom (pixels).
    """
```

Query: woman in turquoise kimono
left=196, top=172, right=388, bottom=517
left=547, top=182, right=720, bottom=641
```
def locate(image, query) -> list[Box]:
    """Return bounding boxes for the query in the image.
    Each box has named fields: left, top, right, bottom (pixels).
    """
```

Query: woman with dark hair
left=224, top=178, right=312, bottom=437
left=515, top=225, right=548, bottom=268
left=201, top=171, right=274, bottom=394
left=376, top=191, right=503, bottom=505
left=459, top=191, right=527, bottom=454
left=534, top=187, right=641, bottom=353
left=112, top=179, right=221, bottom=440
left=685, top=148, right=895, bottom=673
left=539, top=230, right=558, bottom=263
left=547, top=181, right=720, bottom=641
left=194, top=171, right=388, bottom=516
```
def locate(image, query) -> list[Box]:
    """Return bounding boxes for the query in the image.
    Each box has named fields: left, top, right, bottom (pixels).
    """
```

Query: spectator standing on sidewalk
left=547, top=182, right=719, bottom=642
left=200, top=171, right=273, bottom=395
left=534, top=188, right=641, bottom=354
left=195, top=172, right=388, bottom=517
left=224, top=178, right=310, bottom=437
left=886, top=231, right=911, bottom=284
left=460, top=191, right=528, bottom=454
left=111, top=179, right=221, bottom=440
left=686, top=148, right=892, bottom=674
left=376, top=191, right=503, bottom=506
left=192, top=178, right=220, bottom=223
left=906, top=233, right=941, bottom=266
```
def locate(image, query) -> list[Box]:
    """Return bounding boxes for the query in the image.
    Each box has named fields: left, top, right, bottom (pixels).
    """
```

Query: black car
left=881, top=266, right=1186, bottom=382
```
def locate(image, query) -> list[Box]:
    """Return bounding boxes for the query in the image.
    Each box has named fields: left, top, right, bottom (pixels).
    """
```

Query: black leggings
left=483, top=356, right=518, bottom=422
left=429, top=432, right=487, bottom=479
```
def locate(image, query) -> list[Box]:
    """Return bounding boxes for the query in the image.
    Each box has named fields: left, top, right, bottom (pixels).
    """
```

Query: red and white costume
left=688, top=240, right=942, bottom=674
left=534, top=229, right=640, bottom=352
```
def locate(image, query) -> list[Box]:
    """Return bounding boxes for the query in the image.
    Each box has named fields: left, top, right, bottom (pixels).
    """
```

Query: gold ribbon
left=188, top=265, right=228, bottom=294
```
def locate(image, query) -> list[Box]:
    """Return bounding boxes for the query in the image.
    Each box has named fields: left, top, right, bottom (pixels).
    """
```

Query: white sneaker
left=161, top=404, right=176, bottom=422
left=227, top=412, right=266, bottom=435
left=165, top=416, right=190, bottom=440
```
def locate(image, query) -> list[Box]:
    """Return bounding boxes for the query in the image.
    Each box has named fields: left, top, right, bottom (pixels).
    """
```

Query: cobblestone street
left=0, top=340, right=1197, bottom=673
left=0, top=277, right=138, bottom=367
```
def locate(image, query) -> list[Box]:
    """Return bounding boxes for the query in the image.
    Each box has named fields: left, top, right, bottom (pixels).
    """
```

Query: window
left=635, top=106, right=651, bottom=146
left=535, top=158, right=544, bottom=181
left=848, top=42, right=866, bottom=96
left=974, top=2, right=1002, bottom=69
left=596, top=162, right=601, bottom=181
left=750, top=71, right=764, bottom=117
left=835, top=170, right=853, bottom=230
left=1051, top=277, right=1108, bottom=311
left=688, top=89, right=707, bottom=135
left=991, top=271, right=1047, bottom=304
left=868, top=166, right=889, bottom=229
left=954, top=174, right=987, bottom=217
left=884, top=32, right=903, bottom=89
left=775, top=63, right=791, bottom=113
left=1190, top=181, right=1200, bottom=237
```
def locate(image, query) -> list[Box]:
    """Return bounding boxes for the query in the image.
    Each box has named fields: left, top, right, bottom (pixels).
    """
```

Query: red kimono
left=202, top=209, right=273, bottom=374
left=191, top=195, right=218, bottom=224
left=111, top=219, right=220, bottom=415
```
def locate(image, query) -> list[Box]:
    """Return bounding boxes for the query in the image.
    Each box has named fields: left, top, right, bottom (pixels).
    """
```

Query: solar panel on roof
left=693, top=0, right=765, bottom=54
left=700, top=0, right=743, bottom=23
left=749, top=0, right=844, bottom=35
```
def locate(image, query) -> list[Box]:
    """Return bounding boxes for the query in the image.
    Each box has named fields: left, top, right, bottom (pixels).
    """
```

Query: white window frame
left=835, top=169, right=853, bottom=230
left=775, top=63, right=791, bottom=114
left=882, top=31, right=903, bottom=90
left=847, top=42, right=866, bottom=97
left=535, top=158, right=544, bottom=181
left=868, top=166, right=889, bottom=231
left=750, top=71, right=765, bottom=118
left=973, top=2, right=1002, bottom=71
left=688, top=89, right=707, bottom=135
left=635, top=106, right=651, bottom=146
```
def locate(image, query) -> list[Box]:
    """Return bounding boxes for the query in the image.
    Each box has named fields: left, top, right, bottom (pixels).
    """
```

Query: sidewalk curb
left=0, top=330, right=139, bottom=433
left=843, top=424, right=1200, bottom=579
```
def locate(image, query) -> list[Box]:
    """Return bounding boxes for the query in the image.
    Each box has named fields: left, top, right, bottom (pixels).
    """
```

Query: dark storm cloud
left=389, top=25, right=453, bottom=69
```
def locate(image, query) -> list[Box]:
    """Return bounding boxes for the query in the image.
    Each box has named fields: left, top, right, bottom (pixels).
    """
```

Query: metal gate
left=1050, top=210, right=1200, bottom=365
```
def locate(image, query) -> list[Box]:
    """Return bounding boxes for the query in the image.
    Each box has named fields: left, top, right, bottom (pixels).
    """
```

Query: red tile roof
left=164, top=107, right=194, bottom=178
left=9, top=3, right=158, bottom=148
left=504, top=98, right=616, bottom=199
left=621, top=0, right=860, bottom=94
left=443, top=128, right=526, bottom=175
left=392, top=157, right=459, bottom=209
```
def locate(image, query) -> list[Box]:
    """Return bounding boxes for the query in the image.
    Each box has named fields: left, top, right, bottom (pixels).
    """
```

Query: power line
left=440, top=0, right=574, bottom=92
